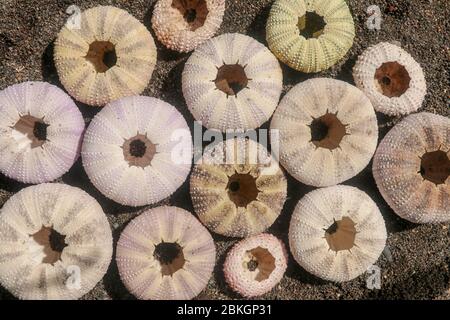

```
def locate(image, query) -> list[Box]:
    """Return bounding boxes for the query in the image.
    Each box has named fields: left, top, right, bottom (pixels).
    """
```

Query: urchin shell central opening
left=153, top=242, right=185, bottom=276
left=374, top=61, right=411, bottom=98
left=85, top=41, right=117, bottom=73
left=324, top=217, right=356, bottom=252
left=245, top=247, right=276, bottom=282
left=227, top=173, right=259, bottom=208
left=13, top=114, right=49, bottom=148
left=123, top=134, right=157, bottom=168
left=298, top=11, right=326, bottom=39
left=214, top=63, right=249, bottom=97
left=172, top=0, right=208, bottom=31
left=310, top=113, right=347, bottom=150
left=419, top=150, right=450, bottom=185
left=31, top=226, right=67, bottom=264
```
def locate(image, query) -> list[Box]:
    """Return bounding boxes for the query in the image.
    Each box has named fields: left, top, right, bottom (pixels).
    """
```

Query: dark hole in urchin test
left=374, top=61, right=411, bottom=98
left=310, top=113, right=347, bottom=150
left=419, top=150, right=450, bottom=185
left=227, top=173, right=259, bottom=208
left=172, top=0, right=208, bottom=31
left=184, top=9, right=197, bottom=22
left=214, top=64, right=249, bottom=97
left=85, top=41, right=117, bottom=73
left=129, top=139, right=147, bottom=157
left=12, top=115, right=48, bottom=148
left=247, top=259, right=258, bottom=271
left=49, top=229, right=67, bottom=253
left=229, top=181, right=240, bottom=192
left=33, top=121, right=48, bottom=141
left=153, top=242, right=185, bottom=276
left=246, top=247, right=276, bottom=282
left=298, top=11, right=326, bottom=39
left=32, top=226, right=67, bottom=264
left=324, top=217, right=356, bottom=252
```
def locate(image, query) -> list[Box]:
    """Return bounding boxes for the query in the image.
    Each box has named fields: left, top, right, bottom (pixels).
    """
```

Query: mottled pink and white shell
left=0, top=81, right=85, bottom=184
left=116, top=206, right=216, bottom=300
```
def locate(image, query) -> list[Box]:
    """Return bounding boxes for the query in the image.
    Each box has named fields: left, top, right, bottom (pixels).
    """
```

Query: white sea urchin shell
left=182, top=33, right=283, bottom=131
left=0, top=183, right=113, bottom=300
left=289, top=185, right=387, bottom=282
left=82, top=96, right=192, bottom=207
left=270, top=78, right=378, bottom=187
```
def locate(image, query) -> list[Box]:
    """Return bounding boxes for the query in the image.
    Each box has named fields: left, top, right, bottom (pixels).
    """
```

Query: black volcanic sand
left=0, top=0, right=449, bottom=300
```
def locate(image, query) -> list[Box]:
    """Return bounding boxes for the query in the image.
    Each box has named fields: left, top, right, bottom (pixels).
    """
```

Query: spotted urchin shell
left=270, top=78, right=378, bottom=187
left=190, top=137, right=287, bottom=237
left=182, top=33, right=283, bottom=131
left=0, top=81, right=85, bottom=184
left=223, top=233, right=288, bottom=297
left=116, top=206, right=216, bottom=300
left=353, top=42, right=427, bottom=116
left=82, top=96, right=192, bottom=207
left=152, top=0, right=225, bottom=52
left=373, top=112, right=450, bottom=223
left=54, top=6, right=157, bottom=106
left=266, top=0, right=355, bottom=73
left=0, top=183, right=113, bottom=300
left=289, top=185, right=387, bottom=282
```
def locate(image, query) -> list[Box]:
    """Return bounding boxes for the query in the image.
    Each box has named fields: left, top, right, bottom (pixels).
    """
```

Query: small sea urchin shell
left=190, top=138, right=287, bottom=237
left=223, top=233, right=288, bottom=297
left=152, top=0, right=225, bottom=52
left=266, top=0, right=355, bottom=73
left=182, top=33, right=283, bottom=131
left=353, top=42, right=427, bottom=116
left=54, top=6, right=157, bottom=106
left=0, top=183, right=113, bottom=299
left=373, top=112, right=450, bottom=223
left=289, top=185, right=387, bottom=282
left=0, top=81, right=85, bottom=184
left=82, top=96, right=192, bottom=207
left=270, top=78, right=378, bottom=187
left=116, top=206, right=216, bottom=300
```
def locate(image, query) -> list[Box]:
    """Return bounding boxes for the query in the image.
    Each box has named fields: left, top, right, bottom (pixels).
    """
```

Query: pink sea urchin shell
left=152, top=0, right=225, bottom=52
left=116, top=206, right=216, bottom=300
left=0, top=81, right=85, bottom=184
left=224, top=233, right=288, bottom=298
left=82, top=96, right=192, bottom=207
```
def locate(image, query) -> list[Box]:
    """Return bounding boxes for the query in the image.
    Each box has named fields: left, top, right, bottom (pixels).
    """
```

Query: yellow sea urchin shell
left=373, top=112, right=450, bottom=223
left=270, top=78, right=378, bottom=187
left=190, top=137, right=287, bottom=237
left=266, top=0, right=355, bottom=73
left=54, top=6, right=157, bottom=106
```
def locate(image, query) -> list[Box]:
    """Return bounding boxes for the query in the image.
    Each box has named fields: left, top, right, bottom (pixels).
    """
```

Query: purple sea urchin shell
left=0, top=81, right=85, bottom=184
left=0, top=183, right=113, bottom=300
left=116, top=206, right=216, bottom=300
left=224, top=234, right=288, bottom=298
left=82, top=96, right=192, bottom=207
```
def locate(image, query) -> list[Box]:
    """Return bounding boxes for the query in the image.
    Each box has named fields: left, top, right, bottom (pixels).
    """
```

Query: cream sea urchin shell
left=116, top=206, right=216, bottom=300
left=82, top=96, right=192, bottom=207
left=0, top=183, right=113, bottom=299
left=0, top=81, right=85, bottom=184
left=373, top=112, right=450, bottom=223
left=289, top=185, right=387, bottom=282
left=270, top=78, right=378, bottom=187
left=152, top=0, right=225, bottom=52
left=223, top=233, right=288, bottom=297
left=266, top=0, right=355, bottom=73
left=182, top=33, right=283, bottom=131
left=353, top=42, right=427, bottom=116
left=190, top=137, right=287, bottom=237
left=54, top=6, right=157, bottom=106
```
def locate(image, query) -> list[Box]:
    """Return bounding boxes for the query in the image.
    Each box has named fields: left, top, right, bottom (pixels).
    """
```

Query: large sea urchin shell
left=190, top=137, right=287, bottom=237
left=353, top=42, right=427, bottom=116
left=152, top=0, right=225, bottom=52
left=82, top=96, right=192, bottom=207
left=116, top=206, right=216, bottom=300
left=224, top=233, right=288, bottom=297
left=54, top=6, right=157, bottom=106
left=266, top=0, right=355, bottom=73
left=270, top=78, right=378, bottom=187
left=0, top=82, right=85, bottom=184
left=289, top=185, right=387, bottom=282
left=182, top=33, right=283, bottom=131
left=373, top=112, right=450, bottom=223
left=0, top=183, right=113, bottom=299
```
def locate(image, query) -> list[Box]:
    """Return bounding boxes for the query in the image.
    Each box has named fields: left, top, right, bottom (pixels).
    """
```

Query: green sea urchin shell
left=266, top=0, right=355, bottom=73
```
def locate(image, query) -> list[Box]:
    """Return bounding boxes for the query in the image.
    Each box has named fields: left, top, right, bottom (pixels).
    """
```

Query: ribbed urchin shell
left=373, top=112, right=450, bottom=223
left=182, top=33, right=283, bottom=131
left=289, top=185, right=387, bottom=282
left=353, top=42, right=427, bottom=116
left=190, top=137, right=287, bottom=237
left=0, top=183, right=113, bottom=300
left=266, top=0, right=355, bottom=73
left=116, top=206, right=216, bottom=300
left=0, top=81, right=85, bottom=184
left=82, top=96, right=192, bottom=207
left=270, top=78, right=378, bottom=187
left=54, top=6, right=157, bottom=106
left=152, top=0, right=225, bottom=52
left=223, top=233, right=288, bottom=297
